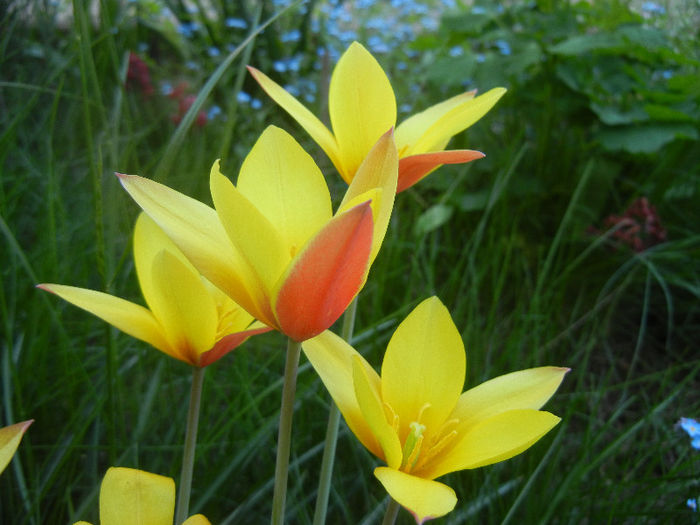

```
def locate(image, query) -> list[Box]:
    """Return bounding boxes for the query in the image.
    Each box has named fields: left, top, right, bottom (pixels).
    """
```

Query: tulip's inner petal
left=211, top=166, right=289, bottom=326
left=198, top=323, right=273, bottom=368
left=395, top=90, right=476, bottom=154
left=237, top=126, right=333, bottom=254
left=273, top=202, right=374, bottom=341
left=353, top=357, right=403, bottom=469
left=118, top=173, right=261, bottom=324
left=133, top=213, right=196, bottom=319
left=381, top=297, right=465, bottom=443
left=149, top=250, right=218, bottom=364
left=341, top=129, right=398, bottom=263
left=374, top=467, right=457, bottom=524
left=0, top=420, right=32, bottom=475
left=329, top=41, right=397, bottom=181
left=37, top=284, right=170, bottom=355
left=397, top=150, right=485, bottom=193
left=182, top=515, right=212, bottom=525
left=302, top=331, right=384, bottom=458
left=419, top=409, right=560, bottom=479
left=409, top=87, right=506, bottom=155
left=99, top=467, right=175, bottom=525
left=451, top=367, right=570, bottom=432
left=247, top=66, right=343, bottom=174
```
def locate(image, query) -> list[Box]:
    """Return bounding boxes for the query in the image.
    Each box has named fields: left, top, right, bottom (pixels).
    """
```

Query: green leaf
left=414, top=204, right=454, bottom=236
left=549, top=33, right=622, bottom=55
left=596, top=123, right=699, bottom=153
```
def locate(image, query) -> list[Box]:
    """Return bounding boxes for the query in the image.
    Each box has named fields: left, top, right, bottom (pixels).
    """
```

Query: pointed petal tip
left=114, top=172, right=127, bottom=179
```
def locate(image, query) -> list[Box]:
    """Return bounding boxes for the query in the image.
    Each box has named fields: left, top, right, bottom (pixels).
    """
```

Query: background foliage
left=1, top=0, right=699, bottom=523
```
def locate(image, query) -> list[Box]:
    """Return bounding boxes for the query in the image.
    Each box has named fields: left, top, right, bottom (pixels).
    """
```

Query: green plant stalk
left=382, top=498, right=401, bottom=525
left=175, top=366, right=206, bottom=524
left=312, top=297, right=358, bottom=524
left=271, top=337, right=303, bottom=525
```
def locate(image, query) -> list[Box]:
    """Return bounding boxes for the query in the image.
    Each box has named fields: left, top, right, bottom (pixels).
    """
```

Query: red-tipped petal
left=273, top=202, right=374, bottom=341
left=397, top=150, right=485, bottom=192
left=197, top=325, right=273, bottom=368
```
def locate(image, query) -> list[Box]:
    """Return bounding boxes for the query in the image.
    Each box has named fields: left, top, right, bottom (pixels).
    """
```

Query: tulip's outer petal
left=410, top=87, right=507, bottom=155
left=374, top=467, right=457, bottom=524
left=450, top=367, right=570, bottom=431
left=237, top=126, right=333, bottom=254
left=0, top=420, right=32, bottom=475
left=37, top=284, right=170, bottom=354
left=182, top=515, right=212, bottom=525
left=100, top=467, right=175, bottom=525
left=397, top=150, right=485, bottom=193
left=340, top=129, right=398, bottom=263
left=273, top=202, right=374, bottom=341
left=210, top=165, right=289, bottom=326
left=133, top=213, right=195, bottom=315
left=149, top=250, right=218, bottom=364
left=247, top=66, right=343, bottom=173
left=118, top=173, right=261, bottom=322
left=381, top=297, right=465, bottom=443
left=329, top=42, right=397, bottom=181
left=197, top=324, right=273, bottom=367
left=302, top=330, right=384, bottom=458
left=353, top=357, right=403, bottom=469
left=420, top=409, right=560, bottom=479
left=73, top=522, right=92, bottom=524
left=395, top=90, right=476, bottom=153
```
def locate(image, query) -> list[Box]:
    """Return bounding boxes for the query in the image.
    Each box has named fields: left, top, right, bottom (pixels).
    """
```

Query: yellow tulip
left=118, top=125, right=398, bottom=342
left=0, top=420, right=33, bottom=475
left=39, top=214, right=270, bottom=367
left=249, top=41, right=506, bottom=192
left=73, top=466, right=210, bottom=525
left=302, top=297, right=568, bottom=523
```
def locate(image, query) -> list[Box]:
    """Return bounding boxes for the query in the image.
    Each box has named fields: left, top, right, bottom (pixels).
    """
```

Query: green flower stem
left=312, top=296, right=358, bottom=525
left=382, top=498, right=401, bottom=525
left=271, top=337, right=303, bottom=525
left=175, top=366, right=205, bottom=525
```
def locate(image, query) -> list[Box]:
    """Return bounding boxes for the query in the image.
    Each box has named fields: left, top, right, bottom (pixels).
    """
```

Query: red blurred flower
left=126, top=52, right=154, bottom=96
left=590, top=197, right=667, bottom=252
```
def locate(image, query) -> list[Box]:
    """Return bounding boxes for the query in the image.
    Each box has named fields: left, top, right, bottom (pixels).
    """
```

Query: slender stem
left=271, top=337, right=303, bottom=525
left=312, top=296, right=358, bottom=525
left=382, top=498, right=401, bottom=525
left=175, top=366, right=205, bottom=525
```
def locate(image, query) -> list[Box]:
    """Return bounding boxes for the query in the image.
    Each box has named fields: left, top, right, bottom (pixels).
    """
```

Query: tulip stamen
left=401, top=421, right=426, bottom=472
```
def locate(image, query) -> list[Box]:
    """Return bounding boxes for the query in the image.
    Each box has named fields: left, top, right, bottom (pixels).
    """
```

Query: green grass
left=1, top=1, right=699, bottom=523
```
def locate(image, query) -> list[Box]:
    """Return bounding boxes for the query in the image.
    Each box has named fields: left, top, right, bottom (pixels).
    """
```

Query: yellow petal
left=340, top=128, right=398, bottom=263
left=0, top=420, right=32, bottom=475
left=118, top=173, right=261, bottom=322
left=99, top=467, right=175, bottom=525
left=395, top=90, right=476, bottom=154
left=247, top=66, right=343, bottom=173
left=374, top=467, right=457, bottom=524
left=353, top=356, right=403, bottom=469
left=148, top=250, right=218, bottom=364
left=419, top=409, right=560, bottom=479
left=450, top=367, right=570, bottom=431
left=237, top=126, right=333, bottom=253
left=182, top=515, right=211, bottom=525
left=329, top=42, right=397, bottom=181
left=302, top=331, right=383, bottom=459
left=409, top=87, right=507, bottom=155
left=210, top=163, right=289, bottom=326
left=381, top=297, right=465, bottom=444
left=37, top=284, right=170, bottom=354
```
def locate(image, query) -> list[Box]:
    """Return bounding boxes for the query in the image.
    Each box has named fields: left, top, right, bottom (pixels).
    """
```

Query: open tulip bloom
left=249, top=41, right=506, bottom=192
left=74, top=467, right=210, bottom=525
left=39, top=213, right=270, bottom=367
left=303, top=297, right=568, bottom=523
left=118, top=125, right=398, bottom=342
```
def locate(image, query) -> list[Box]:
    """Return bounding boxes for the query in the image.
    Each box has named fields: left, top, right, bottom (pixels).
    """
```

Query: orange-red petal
left=273, top=202, right=374, bottom=341
left=197, top=325, right=273, bottom=367
left=397, top=150, right=485, bottom=193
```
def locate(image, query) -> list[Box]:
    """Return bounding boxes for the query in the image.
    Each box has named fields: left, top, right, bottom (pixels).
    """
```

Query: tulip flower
left=73, top=466, right=210, bottom=525
left=0, top=420, right=33, bottom=475
left=39, top=213, right=270, bottom=367
left=249, top=41, right=505, bottom=192
left=118, top=125, right=398, bottom=342
left=302, top=297, right=568, bottom=523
